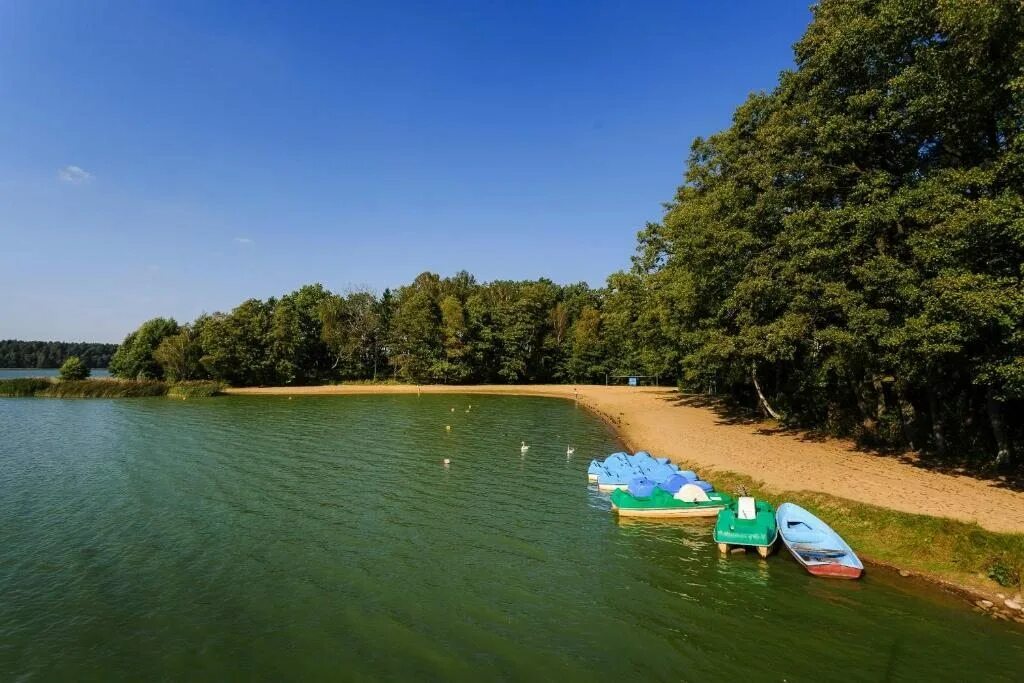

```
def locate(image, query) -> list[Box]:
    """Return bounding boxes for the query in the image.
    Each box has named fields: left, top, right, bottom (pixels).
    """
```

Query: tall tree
left=109, top=318, right=180, bottom=380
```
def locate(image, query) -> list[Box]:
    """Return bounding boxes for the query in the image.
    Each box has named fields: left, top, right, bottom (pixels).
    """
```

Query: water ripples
left=1, top=395, right=1022, bottom=681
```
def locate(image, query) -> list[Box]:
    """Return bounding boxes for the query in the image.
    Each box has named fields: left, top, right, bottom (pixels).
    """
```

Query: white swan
left=446, top=425, right=452, bottom=431
left=566, top=446, right=575, bottom=456
left=443, top=458, right=451, bottom=466
left=520, top=441, right=529, bottom=453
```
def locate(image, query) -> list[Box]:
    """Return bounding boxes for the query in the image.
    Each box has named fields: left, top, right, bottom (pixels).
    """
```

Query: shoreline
left=227, top=383, right=1024, bottom=620
left=226, top=384, right=1024, bottom=531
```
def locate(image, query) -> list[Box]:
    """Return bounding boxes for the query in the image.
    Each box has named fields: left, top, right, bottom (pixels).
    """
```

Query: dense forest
left=0, top=340, right=117, bottom=369
left=77, top=0, right=1024, bottom=464
left=107, top=276, right=627, bottom=387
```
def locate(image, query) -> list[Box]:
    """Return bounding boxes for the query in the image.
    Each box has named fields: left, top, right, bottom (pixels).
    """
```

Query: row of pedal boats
left=589, top=451, right=864, bottom=579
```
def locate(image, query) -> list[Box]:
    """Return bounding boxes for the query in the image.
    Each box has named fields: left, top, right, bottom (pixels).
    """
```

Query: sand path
left=226, top=384, right=1024, bottom=534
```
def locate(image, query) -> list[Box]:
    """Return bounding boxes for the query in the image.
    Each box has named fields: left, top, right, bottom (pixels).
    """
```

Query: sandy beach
left=226, top=384, right=1024, bottom=535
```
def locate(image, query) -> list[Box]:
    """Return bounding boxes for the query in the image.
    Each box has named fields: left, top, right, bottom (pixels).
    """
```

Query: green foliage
left=153, top=326, right=205, bottom=382
left=0, top=378, right=52, bottom=396
left=109, top=318, right=180, bottom=380
left=58, top=356, right=90, bottom=381
left=987, top=560, right=1022, bottom=589
left=167, top=381, right=225, bottom=398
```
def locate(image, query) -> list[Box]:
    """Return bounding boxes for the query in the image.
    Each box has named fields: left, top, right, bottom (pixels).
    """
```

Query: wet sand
left=227, top=384, right=1024, bottom=534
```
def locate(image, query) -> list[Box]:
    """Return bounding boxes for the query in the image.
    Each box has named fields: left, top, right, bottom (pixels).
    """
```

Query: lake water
left=1, top=395, right=1021, bottom=680
left=0, top=367, right=110, bottom=378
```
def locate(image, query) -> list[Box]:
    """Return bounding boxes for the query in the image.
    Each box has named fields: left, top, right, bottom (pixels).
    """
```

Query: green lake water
left=1, top=395, right=1021, bottom=681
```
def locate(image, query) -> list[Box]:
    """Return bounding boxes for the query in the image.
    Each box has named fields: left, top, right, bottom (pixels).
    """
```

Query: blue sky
left=1, top=0, right=812, bottom=342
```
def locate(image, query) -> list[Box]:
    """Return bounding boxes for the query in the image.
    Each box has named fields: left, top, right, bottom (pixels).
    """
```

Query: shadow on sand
left=658, top=392, right=1024, bottom=493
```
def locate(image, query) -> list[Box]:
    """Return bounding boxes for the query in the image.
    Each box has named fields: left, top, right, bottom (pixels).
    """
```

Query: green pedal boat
left=610, top=485, right=732, bottom=518
left=713, top=497, right=778, bottom=558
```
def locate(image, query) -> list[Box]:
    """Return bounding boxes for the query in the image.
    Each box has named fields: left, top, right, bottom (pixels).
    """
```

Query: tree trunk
left=986, top=387, right=1011, bottom=465
left=751, top=364, right=782, bottom=420
left=926, top=385, right=947, bottom=457
left=871, top=374, right=887, bottom=425
left=849, top=378, right=876, bottom=436
left=894, top=383, right=916, bottom=450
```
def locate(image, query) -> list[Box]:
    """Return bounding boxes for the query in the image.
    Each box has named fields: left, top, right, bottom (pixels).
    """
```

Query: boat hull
left=803, top=562, right=863, bottom=579
left=611, top=503, right=725, bottom=518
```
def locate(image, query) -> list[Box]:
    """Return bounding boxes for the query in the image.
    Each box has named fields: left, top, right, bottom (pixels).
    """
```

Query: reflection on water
left=0, top=394, right=1021, bottom=681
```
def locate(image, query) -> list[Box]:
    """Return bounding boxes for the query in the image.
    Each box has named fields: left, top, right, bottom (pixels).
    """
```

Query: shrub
left=167, top=381, right=225, bottom=398
left=987, top=559, right=1022, bottom=589
left=59, top=356, right=91, bottom=381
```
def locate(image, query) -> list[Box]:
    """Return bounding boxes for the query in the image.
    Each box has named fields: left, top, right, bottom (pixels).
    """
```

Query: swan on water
left=520, top=441, right=529, bottom=453
left=566, top=446, right=575, bottom=456
left=446, top=425, right=452, bottom=431
left=443, top=458, right=451, bottom=466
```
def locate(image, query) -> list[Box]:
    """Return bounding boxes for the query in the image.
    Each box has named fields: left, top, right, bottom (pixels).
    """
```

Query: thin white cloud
left=234, top=237, right=253, bottom=245
left=57, top=165, right=94, bottom=184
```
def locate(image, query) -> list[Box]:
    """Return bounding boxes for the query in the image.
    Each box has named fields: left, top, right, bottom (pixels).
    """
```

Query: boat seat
left=674, top=483, right=710, bottom=503
left=737, top=496, right=756, bottom=520
left=785, top=529, right=826, bottom=545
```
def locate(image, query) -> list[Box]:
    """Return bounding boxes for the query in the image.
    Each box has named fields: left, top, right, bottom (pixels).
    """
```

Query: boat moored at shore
left=777, top=503, right=863, bottom=579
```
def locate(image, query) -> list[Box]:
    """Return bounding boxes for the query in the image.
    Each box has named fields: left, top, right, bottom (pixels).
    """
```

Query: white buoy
left=520, top=441, right=529, bottom=453
left=451, top=407, right=455, bottom=412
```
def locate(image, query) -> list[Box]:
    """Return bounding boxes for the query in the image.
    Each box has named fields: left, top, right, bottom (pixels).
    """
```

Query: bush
left=0, top=378, right=53, bottom=396
left=988, top=559, right=1022, bottom=589
left=59, top=356, right=90, bottom=381
left=167, top=381, right=225, bottom=398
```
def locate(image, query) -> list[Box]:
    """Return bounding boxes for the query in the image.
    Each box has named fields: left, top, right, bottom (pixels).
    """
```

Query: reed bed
left=0, top=377, right=54, bottom=396
left=37, top=379, right=169, bottom=398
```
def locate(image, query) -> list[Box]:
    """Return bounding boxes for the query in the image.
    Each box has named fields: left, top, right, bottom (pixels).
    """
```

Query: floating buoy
left=450, top=407, right=455, bottom=412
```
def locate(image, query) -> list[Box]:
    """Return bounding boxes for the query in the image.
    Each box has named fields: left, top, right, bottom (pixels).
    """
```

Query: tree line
left=0, top=340, right=117, bottom=369
left=108, top=274, right=644, bottom=387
